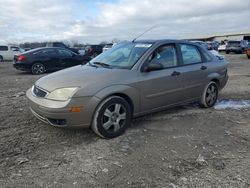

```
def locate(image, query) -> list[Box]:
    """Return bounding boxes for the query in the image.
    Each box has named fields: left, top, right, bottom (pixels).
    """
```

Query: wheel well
left=211, top=79, right=220, bottom=87
left=109, top=93, right=134, bottom=114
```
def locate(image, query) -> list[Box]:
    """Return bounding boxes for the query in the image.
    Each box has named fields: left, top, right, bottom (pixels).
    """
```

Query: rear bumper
left=13, top=63, right=31, bottom=71
left=26, top=88, right=100, bottom=128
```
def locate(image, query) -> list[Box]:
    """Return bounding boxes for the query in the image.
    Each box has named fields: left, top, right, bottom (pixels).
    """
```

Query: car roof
left=135, top=39, right=188, bottom=44
left=22, top=47, right=74, bottom=54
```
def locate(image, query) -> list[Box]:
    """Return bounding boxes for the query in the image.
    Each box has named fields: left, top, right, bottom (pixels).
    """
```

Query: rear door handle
left=200, top=66, right=207, bottom=70
left=171, top=71, right=181, bottom=76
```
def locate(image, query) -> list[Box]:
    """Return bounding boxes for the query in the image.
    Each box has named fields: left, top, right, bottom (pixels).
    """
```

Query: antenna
left=132, top=25, right=157, bottom=42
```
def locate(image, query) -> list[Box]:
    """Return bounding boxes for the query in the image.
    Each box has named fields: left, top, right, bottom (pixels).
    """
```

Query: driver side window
left=149, top=45, right=177, bottom=68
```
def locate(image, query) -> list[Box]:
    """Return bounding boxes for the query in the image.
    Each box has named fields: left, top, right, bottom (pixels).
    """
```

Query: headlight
left=46, top=87, right=79, bottom=101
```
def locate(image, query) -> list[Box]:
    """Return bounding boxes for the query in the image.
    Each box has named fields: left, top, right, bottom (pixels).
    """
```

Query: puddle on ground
left=214, top=99, right=250, bottom=110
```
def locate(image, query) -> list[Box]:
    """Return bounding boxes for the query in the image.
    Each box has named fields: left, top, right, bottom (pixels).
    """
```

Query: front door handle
left=171, top=71, right=181, bottom=76
left=201, top=66, right=207, bottom=70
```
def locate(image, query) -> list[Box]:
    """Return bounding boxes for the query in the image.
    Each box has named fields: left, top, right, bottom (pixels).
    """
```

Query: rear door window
left=34, top=49, right=58, bottom=56
left=0, top=46, right=8, bottom=51
left=58, top=49, right=73, bottom=57
left=180, top=44, right=202, bottom=65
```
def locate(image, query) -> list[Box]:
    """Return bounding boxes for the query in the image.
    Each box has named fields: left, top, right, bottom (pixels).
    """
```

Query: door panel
left=38, top=49, right=60, bottom=70
left=57, top=49, right=76, bottom=68
left=177, top=63, right=208, bottom=100
left=177, top=43, right=209, bottom=100
left=139, top=67, right=184, bottom=112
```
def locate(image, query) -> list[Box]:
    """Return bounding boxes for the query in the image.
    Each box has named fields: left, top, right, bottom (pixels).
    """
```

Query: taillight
left=17, top=55, right=26, bottom=61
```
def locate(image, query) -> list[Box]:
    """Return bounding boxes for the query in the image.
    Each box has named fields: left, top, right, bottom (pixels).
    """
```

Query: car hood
left=35, top=65, right=137, bottom=94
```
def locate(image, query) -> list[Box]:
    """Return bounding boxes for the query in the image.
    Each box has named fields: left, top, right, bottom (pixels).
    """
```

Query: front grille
left=32, top=86, right=47, bottom=98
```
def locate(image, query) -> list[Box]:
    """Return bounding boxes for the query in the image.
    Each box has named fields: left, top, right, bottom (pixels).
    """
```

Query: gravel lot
left=0, top=54, right=250, bottom=188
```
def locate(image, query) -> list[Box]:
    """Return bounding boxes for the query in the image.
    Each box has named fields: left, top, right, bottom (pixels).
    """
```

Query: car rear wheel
left=0, top=56, right=3, bottom=62
left=92, top=96, right=132, bottom=138
left=247, top=55, right=250, bottom=59
left=31, top=63, right=46, bottom=75
left=226, top=51, right=229, bottom=54
left=200, top=81, right=218, bottom=108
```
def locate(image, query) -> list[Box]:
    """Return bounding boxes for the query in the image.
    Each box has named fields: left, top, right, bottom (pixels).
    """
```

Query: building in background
left=186, top=31, right=250, bottom=42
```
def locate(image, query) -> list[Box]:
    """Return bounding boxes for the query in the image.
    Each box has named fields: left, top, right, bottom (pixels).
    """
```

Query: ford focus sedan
left=26, top=40, right=228, bottom=138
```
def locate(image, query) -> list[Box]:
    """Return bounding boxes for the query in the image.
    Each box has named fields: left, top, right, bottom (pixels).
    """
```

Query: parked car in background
left=191, top=41, right=224, bottom=60
left=102, top=43, right=116, bottom=52
left=24, top=48, right=31, bottom=51
left=218, top=41, right=227, bottom=52
left=85, top=45, right=104, bottom=57
left=13, top=47, right=91, bottom=74
left=26, top=40, right=228, bottom=138
left=190, top=41, right=208, bottom=49
left=0, top=45, right=23, bottom=62
left=206, top=41, right=219, bottom=50
left=46, top=42, right=79, bottom=54
left=246, top=43, right=250, bottom=59
left=76, top=47, right=86, bottom=55
left=225, top=40, right=248, bottom=54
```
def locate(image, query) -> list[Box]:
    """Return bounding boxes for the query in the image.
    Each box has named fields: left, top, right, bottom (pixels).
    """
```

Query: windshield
left=89, top=42, right=152, bottom=69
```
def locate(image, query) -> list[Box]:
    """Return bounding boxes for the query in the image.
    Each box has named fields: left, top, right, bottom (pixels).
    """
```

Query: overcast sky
left=0, top=0, right=249, bottom=44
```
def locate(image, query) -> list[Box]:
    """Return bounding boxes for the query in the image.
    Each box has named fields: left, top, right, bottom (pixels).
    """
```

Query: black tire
left=226, top=51, right=229, bottom=54
left=92, top=96, right=132, bottom=138
left=0, top=56, right=3, bottom=62
left=247, top=55, right=250, bottom=59
left=200, top=81, right=218, bottom=108
left=31, top=63, right=46, bottom=75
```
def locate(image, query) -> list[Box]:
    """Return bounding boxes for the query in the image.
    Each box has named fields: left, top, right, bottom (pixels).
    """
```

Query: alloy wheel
left=101, top=103, right=127, bottom=133
left=205, top=83, right=218, bottom=106
left=32, top=63, right=45, bottom=75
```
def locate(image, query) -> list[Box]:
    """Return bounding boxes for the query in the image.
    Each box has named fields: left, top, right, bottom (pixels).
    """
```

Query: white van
left=0, top=45, right=23, bottom=62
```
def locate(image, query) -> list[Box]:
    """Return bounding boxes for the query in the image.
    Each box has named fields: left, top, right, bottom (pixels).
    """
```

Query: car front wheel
left=92, top=96, right=132, bottom=138
left=200, top=81, right=218, bottom=108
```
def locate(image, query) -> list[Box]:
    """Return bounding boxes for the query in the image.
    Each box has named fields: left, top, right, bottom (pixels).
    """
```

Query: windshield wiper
left=92, top=62, right=110, bottom=67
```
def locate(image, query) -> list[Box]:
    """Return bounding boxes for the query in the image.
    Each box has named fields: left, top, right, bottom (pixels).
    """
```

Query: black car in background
left=225, top=40, right=248, bottom=54
left=46, top=42, right=79, bottom=54
left=13, top=47, right=91, bottom=74
left=85, top=45, right=104, bottom=57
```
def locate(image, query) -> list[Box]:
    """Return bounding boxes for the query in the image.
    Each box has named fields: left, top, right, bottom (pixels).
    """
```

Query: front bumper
left=26, top=88, right=100, bottom=128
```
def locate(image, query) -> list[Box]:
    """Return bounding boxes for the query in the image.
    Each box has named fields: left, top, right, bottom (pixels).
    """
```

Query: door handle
left=200, top=66, right=207, bottom=70
left=171, top=71, right=181, bottom=76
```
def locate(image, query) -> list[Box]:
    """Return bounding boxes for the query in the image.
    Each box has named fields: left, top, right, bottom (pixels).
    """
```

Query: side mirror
left=144, top=62, right=164, bottom=72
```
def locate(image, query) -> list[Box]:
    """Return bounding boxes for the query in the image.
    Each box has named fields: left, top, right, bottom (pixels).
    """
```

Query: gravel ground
left=0, top=53, right=250, bottom=188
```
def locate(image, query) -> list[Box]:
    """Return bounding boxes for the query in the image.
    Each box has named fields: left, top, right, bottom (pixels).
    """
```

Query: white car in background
left=0, top=45, right=24, bottom=62
left=102, top=43, right=116, bottom=52
left=218, top=41, right=228, bottom=52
